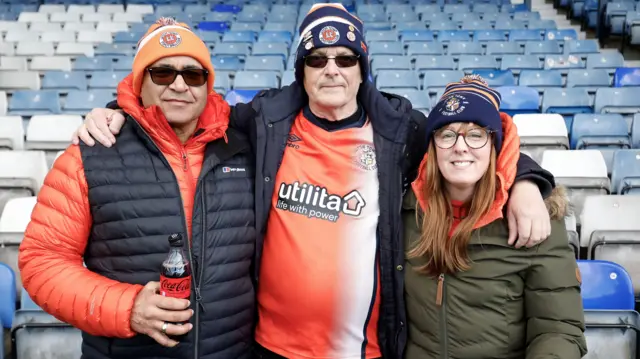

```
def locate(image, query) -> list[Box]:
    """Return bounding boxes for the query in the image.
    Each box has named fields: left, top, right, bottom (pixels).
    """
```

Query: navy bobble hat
left=294, top=3, right=369, bottom=84
left=425, top=75, right=504, bottom=153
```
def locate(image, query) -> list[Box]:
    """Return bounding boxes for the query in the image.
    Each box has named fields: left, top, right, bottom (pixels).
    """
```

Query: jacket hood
left=117, top=73, right=230, bottom=149
left=411, top=112, right=521, bottom=229
left=545, top=186, right=569, bottom=220
left=252, top=80, right=413, bottom=143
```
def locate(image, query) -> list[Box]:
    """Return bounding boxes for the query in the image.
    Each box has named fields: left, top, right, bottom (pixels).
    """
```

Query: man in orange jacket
left=18, top=18, right=256, bottom=359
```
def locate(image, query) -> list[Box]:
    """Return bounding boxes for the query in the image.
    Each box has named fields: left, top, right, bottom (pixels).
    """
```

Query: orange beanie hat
left=132, top=17, right=215, bottom=96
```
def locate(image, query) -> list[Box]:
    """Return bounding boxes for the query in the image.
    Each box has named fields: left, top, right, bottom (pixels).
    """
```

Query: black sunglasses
left=303, top=55, right=360, bottom=68
left=146, top=67, right=208, bottom=87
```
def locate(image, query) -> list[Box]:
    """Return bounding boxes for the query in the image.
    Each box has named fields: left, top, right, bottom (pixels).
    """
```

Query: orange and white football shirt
left=255, top=110, right=382, bottom=359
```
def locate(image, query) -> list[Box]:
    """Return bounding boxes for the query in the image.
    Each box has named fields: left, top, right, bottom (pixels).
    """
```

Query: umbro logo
left=286, top=134, right=302, bottom=149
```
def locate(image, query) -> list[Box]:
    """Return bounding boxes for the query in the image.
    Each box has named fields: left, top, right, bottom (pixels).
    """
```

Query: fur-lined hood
left=545, top=186, right=570, bottom=220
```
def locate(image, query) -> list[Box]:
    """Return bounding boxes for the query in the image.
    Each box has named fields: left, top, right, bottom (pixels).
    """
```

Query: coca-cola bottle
left=160, top=233, right=192, bottom=299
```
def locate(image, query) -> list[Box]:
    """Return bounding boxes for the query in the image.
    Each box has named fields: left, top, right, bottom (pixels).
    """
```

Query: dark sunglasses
left=146, top=67, right=208, bottom=87
left=303, top=55, right=360, bottom=68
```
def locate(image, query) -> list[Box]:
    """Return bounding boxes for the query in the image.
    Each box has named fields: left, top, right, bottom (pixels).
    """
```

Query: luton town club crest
left=319, top=26, right=340, bottom=45
left=354, top=144, right=377, bottom=171
left=159, top=31, right=181, bottom=48
left=441, top=94, right=467, bottom=116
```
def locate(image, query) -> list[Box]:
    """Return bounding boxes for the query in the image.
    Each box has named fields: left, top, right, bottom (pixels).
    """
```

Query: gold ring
left=161, top=322, right=168, bottom=334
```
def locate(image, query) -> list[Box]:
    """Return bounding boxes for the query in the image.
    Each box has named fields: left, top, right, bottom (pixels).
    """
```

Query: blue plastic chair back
left=611, top=149, right=640, bottom=194
left=212, top=4, right=242, bottom=13
left=578, top=260, right=635, bottom=310
left=0, top=263, right=16, bottom=329
left=20, top=290, right=41, bottom=311
left=225, top=90, right=260, bottom=106
left=614, top=67, right=640, bottom=87
left=497, top=86, right=540, bottom=115
left=198, top=21, right=230, bottom=33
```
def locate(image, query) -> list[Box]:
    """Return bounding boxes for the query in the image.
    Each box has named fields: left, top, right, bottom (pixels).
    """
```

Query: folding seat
left=96, top=22, right=128, bottom=33
left=485, top=41, right=523, bottom=56
left=197, top=31, right=220, bottom=45
left=542, top=150, right=609, bottom=224
left=386, top=88, right=431, bottom=113
left=67, top=5, right=96, bottom=14
left=251, top=42, right=288, bottom=60
left=0, top=150, right=48, bottom=213
left=371, top=55, right=412, bottom=73
left=63, top=22, right=95, bottom=32
left=610, top=149, right=640, bottom=194
left=387, top=4, right=414, bottom=15
left=261, top=24, right=295, bottom=37
left=443, top=4, right=470, bottom=14
left=633, top=114, right=640, bottom=148
left=280, top=70, right=295, bottom=88
left=41, top=70, right=87, bottom=91
left=4, top=30, right=39, bottom=43
left=566, top=69, right=611, bottom=92
left=244, top=56, right=284, bottom=73
left=495, top=20, right=527, bottom=31
left=25, top=115, right=83, bottom=151
left=471, top=69, right=515, bottom=86
left=513, top=113, right=569, bottom=163
left=369, top=42, right=405, bottom=56
left=414, top=55, right=456, bottom=71
left=225, top=90, right=261, bottom=106
left=390, top=12, right=420, bottom=23
left=214, top=42, right=251, bottom=58
left=210, top=56, right=243, bottom=72
left=423, top=70, right=464, bottom=91
left=527, top=19, right=557, bottom=30
left=0, top=92, right=5, bottom=116
left=376, top=70, right=420, bottom=91
left=29, top=22, right=62, bottom=32
left=77, top=30, right=113, bottom=44
left=518, top=70, right=562, bottom=92
left=605, top=2, right=636, bottom=34
left=230, top=22, right=263, bottom=33
left=457, top=56, right=499, bottom=72
left=0, top=71, right=40, bottom=90
left=56, top=42, right=94, bottom=57
left=0, top=56, right=27, bottom=70
left=614, top=67, right=640, bottom=87
left=509, top=29, right=542, bottom=42
left=496, top=86, right=540, bottom=115
left=438, top=31, right=471, bottom=42
left=31, top=56, right=73, bottom=72
left=41, top=31, right=77, bottom=43
left=545, top=29, right=578, bottom=41
left=0, top=196, right=36, bottom=296
left=473, top=4, right=500, bottom=14
left=126, top=4, right=153, bottom=15
left=524, top=40, right=563, bottom=57
left=204, top=12, right=233, bottom=22
left=88, top=71, right=127, bottom=89
left=366, top=30, right=398, bottom=42
left=211, top=4, right=242, bottom=14
left=401, top=30, right=435, bottom=44
left=452, top=13, right=481, bottom=23
left=233, top=71, right=280, bottom=90
left=9, top=90, right=60, bottom=115
left=236, top=11, right=266, bottom=25
left=446, top=42, right=483, bottom=56
left=543, top=55, right=585, bottom=74
left=222, top=30, right=257, bottom=44
left=564, top=39, right=599, bottom=55
left=587, top=52, right=625, bottom=73
left=542, top=88, right=592, bottom=120
left=18, top=12, right=49, bottom=23
left=114, top=31, right=144, bottom=44
left=38, top=4, right=66, bottom=14
left=578, top=260, right=635, bottom=309
left=0, top=42, right=15, bottom=56
left=415, top=4, right=442, bottom=15
left=460, top=20, right=493, bottom=31
left=357, top=12, right=389, bottom=22
left=500, top=55, right=542, bottom=73
left=198, top=21, right=230, bottom=33
left=16, top=41, right=54, bottom=56
left=365, top=22, right=393, bottom=31
left=97, top=4, right=124, bottom=14
left=429, top=21, right=459, bottom=32
left=0, top=115, right=24, bottom=150
left=571, top=113, right=630, bottom=171
left=514, top=11, right=542, bottom=21
left=395, top=22, right=427, bottom=32
left=81, top=13, right=111, bottom=23
left=73, top=56, right=111, bottom=71
left=63, top=90, right=115, bottom=115
left=474, top=30, right=507, bottom=42
left=594, top=88, right=640, bottom=117
left=0, top=263, right=16, bottom=328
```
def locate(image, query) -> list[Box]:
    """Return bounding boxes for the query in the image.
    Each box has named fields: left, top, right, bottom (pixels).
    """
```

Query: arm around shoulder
left=18, top=145, right=143, bottom=338
left=524, top=189, right=587, bottom=358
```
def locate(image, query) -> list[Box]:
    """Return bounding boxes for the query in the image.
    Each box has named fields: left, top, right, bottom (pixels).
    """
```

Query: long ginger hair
left=407, top=139, right=498, bottom=276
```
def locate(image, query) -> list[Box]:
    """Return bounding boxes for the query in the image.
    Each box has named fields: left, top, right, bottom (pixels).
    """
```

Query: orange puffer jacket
left=18, top=73, right=230, bottom=338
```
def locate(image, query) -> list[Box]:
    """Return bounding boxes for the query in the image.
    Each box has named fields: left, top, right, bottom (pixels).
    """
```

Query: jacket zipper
left=436, top=273, right=448, bottom=359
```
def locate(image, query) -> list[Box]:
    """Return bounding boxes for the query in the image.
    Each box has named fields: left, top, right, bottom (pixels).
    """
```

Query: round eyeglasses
left=433, top=128, right=494, bottom=149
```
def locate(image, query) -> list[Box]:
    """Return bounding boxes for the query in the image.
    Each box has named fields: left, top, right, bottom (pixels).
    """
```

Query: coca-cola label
left=160, top=276, right=192, bottom=299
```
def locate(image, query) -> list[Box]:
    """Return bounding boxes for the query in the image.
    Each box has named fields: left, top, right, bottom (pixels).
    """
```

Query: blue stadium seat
left=415, top=4, right=442, bottom=15
left=594, top=88, right=640, bottom=114
left=89, top=71, right=127, bottom=90
left=438, top=31, right=471, bottom=42
left=524, top=40, right=563, bottom=55
left=606, top=2, right=636, bottom=34
left=447, top=42, right=484, bottom=55
left=197, top=31, right=220, bottom=44
left=400, top=30, right=435, bottom=43
left=233, top=71, right=278, bottom=90
left=244, top=56, right=284, bottom=73
left=407, top=42, right=445, bottom=56
left=509, top=29, right=543, bottom=42
left=8, top=90, right=60, bottom=115
left=429, top=20, right=459, bottom=31
left=527, top=19, right=558, bottom=30
left=252, top=42, right=288, bottom=59
left=461, top=20, right=494, bottom=31
left=112, top=57, right=134, bottom=71
left=452, top=13, right=481, bottom=24
left=365, top=21, right=393, bottom=31
left=64, top=90, right=115, bottom=115
left=231, top=22, right=262, bottom=33
left=545, top=29, right=578, bottom=41
left=236, top=11, right=265, bottom=24
left=210, top=56, right=243, bottom=72
left=497, top=86, right=540, bottom=115
left=614, top=67, right=640, bottom=87
left=95, top=44, right=135, bottom=57
left=157, top=5, right=184, bottom=17
left=42, top=71, right=87, bottom=91
left=366, top=30, right=398, bottom=42
left=396, top=22, right=428, bottom=32
left=571, top=113, right=630, bottom=149
left=457, top=56, right=499, bottom=71
left=518, top=70, right=563, bottom=90
left=386, top=88, right=431, bottom=112
left=500, top=55, right=542, bottom=72
left=423, top=70, right=465, bottom=90
left=225, top=90, right=260, bottom=105
left=377, top=70, right=420, bottom=90
left=214, top=43, right=251, bottom=57
left=214, top=73, right=230, bottom=94
left=587, top=53, right=625, bottom=72
left=20, top=290, right=40, bottom=311
left=369, top=42, right=405, bottom=56
left=566, top=69, right=611, bottom=91
left=495, top=20, right=527, bottom=31
left=212, top=4, right=242, bottom=14
left=414, top=55, right=456, bottom=71
left=258, top=31, right=292, bottom=45
left=390, top=12, right=420, bottom=22
left=205, top=13, right=234, bottom=22
left=474, top=30, right=507, bottom=42
left=564, top=39, right=600, bottom=55
left=471, top=69, right=516, bottom=86
left=114, top=31, right=145, bottom=44
left=281, top=70, right=295, bottom=88
left=578, top=260, right=635, bottom=310
left=444, top=4, right=470, bottom=13
left=0, top=262, right=16, bottom=328
left=542, top=88, right=593, bottom=119
left=198, top=21, right=230, bottom=33
left=222, top=30, right=257, bottom=43
left=544, top=55, right=585, bottom=74
left=473, top=4, right=500, bottom=14
left=185, top=4, right=210, bottom=14
left=633, top=114, right=640, bottom=148
left=371, top=56, right=412, bottom=72
left=611, top=149, right=640, bottom=194
left=485, top=41, right=523, bottom=55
